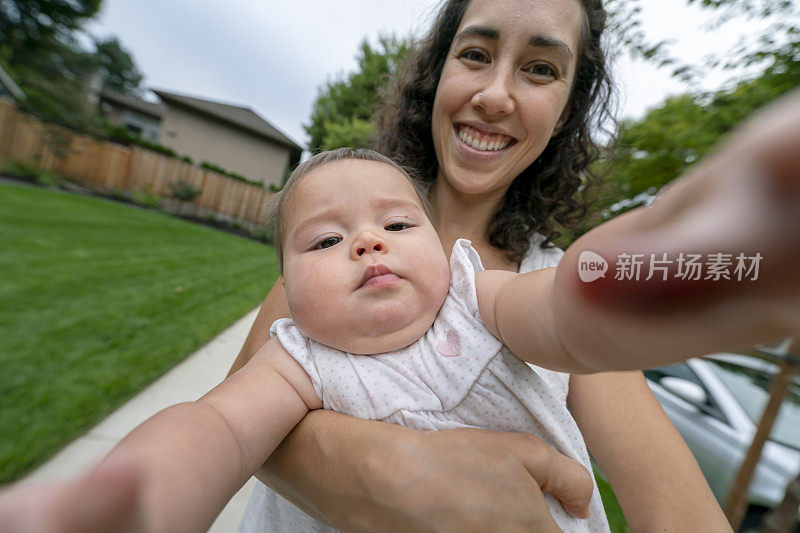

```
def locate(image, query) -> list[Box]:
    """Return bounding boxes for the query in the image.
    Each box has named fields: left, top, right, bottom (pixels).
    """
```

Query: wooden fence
left=0, top=100, right=274, bottom=228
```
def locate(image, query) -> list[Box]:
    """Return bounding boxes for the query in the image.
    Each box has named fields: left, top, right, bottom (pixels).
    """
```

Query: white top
left=238, top=237, right=609, bottom=532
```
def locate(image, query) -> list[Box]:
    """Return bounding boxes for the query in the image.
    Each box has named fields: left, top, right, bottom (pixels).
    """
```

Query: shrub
left=250, top=226, right=273, bottom=245
left=167, top=179, right=201, bottom=201
left=34, top=170, right=59, bottom=187
left=104, top=124, right=177, bottom=157
left=131, top=185, right=162, bottom=208
left=200, top=161, right=263, bottom=188
left=2, top=159, right=59, bottom=186
left=181, top=155, right=193, bottom=164
left=232, top=220, right=242, bottom=230
left=2, top=159, right=40, bottom=182
left=109, top=187, right=126, bottom=200
left=199, top=160, right=226, bottom=174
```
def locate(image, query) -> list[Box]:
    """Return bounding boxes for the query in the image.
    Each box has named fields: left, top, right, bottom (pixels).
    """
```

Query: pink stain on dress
left=436, top=329, right=462, bottom=357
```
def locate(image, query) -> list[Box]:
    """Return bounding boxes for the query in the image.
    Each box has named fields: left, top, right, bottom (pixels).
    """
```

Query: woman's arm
left=232, top=282, right=593, bottom=530
left=260, top=413, right=592, bottom=531
left=568, top=371, right=732, bottom=532
left=228, top=277, right=289, bottom=376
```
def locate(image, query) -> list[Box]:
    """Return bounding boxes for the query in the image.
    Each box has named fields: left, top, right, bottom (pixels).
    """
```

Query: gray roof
left=100, top=91, right=165, bottom=118
left=152, top=89, right=303, bottom=152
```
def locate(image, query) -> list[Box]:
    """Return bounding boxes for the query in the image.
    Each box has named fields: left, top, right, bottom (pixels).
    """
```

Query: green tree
left=0, top=1, right=144, bottom=133
left=596, top=49, right=800, bottom=222
left=93, top=36, right=143, bottom=95
left=9, top=32, right=105, bottom=132
left=608, top=0, right=799, bottom=85
left=586, top=0, right=800, bottom=225
left=0, top=0, right=102, bottom=67
left=305, top=35, right=410, bottom=152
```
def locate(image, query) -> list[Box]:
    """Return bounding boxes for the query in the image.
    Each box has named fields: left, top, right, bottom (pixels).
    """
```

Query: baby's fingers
left=0, top=455, right=143, bottom=533
left=718, top=87, right=800, bottom=198
left=59, top=455, right=143, bottom=533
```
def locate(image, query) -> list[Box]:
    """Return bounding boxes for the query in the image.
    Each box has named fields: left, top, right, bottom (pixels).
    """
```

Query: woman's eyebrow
left=454, top=25, right=573, bottom=60
left=453, top=25, right=499, bottom=45
left=528, top=35, right=573, bottom=60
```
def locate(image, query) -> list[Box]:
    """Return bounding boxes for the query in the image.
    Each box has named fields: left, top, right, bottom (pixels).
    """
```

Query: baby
left=247, top=147, right=611, bottom=531
left=4, top=141, right=798, bottom=532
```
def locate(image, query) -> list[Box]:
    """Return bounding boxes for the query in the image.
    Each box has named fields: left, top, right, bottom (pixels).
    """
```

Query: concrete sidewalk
left=24, top=307, right=262, bottom=532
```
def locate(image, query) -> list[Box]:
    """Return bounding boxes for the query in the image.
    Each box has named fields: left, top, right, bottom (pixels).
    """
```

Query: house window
left=125, top=124, right=143, bottom=136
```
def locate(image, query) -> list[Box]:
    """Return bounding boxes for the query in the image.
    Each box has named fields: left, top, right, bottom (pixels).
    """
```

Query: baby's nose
left=356, top=242, right=383, bottom=256
left=353, top=232, right=386, bottom=257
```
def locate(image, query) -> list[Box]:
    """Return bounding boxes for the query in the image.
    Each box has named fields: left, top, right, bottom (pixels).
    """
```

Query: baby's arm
left=478, top=87, right=800, bottom=373
left=477, top=267, right=586, bottom=371
left=21, top=338, right=320, bottom=533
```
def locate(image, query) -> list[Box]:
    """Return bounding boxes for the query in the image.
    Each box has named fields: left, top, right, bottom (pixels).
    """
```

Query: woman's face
left=431, top=0, right=583, bottom=201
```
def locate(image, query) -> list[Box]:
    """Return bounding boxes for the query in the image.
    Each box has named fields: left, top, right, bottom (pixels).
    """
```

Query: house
left=0, top=65, right=25, bottom=102
left=99, top=89, right=303, bottom=188
left=100, top=91, right=163, bottom=142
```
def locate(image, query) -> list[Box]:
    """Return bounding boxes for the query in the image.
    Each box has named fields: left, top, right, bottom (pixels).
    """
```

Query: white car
left=644, top=354, right=800, bottom=531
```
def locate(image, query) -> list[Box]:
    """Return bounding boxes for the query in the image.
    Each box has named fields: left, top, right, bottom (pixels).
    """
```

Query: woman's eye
left=524, top=62, right=557, bottom=80
left=313, top=237, right=341, bottom=249
left=458, top=48, right=490, bottom=64
left=385, top=222, right=411, bottom=232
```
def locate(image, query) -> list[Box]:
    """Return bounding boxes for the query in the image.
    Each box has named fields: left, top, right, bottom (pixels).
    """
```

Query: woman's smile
left=455, top=123, right=517, bottom=152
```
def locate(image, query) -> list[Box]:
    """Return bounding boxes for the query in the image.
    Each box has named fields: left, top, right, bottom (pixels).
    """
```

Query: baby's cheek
left=284, top=264, right=344, bottom=339
left=421, top=255, right=452, bottom=313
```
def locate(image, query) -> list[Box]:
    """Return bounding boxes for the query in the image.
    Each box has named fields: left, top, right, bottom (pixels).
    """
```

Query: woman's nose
left=352, top=232, right=387, bottom=258
left=472, top=67, right=515, bottom=116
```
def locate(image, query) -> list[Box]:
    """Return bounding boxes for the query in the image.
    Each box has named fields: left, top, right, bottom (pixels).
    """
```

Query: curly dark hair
left=373, top=0, right=616, bottom=263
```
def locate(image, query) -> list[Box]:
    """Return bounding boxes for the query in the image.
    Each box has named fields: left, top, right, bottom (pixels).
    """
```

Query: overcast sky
left=86, top=1, right=759, bottom=148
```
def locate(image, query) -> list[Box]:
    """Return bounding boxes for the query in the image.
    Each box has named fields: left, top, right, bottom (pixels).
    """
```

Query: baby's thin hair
left=267, top=147, right=432, bottom=273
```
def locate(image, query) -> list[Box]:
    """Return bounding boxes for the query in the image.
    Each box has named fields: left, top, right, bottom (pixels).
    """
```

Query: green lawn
left=0, top=181, right=631, bottom=529
left=596, top=469, right=631, bottom=532
left=0, top=182, right=279, bottom=483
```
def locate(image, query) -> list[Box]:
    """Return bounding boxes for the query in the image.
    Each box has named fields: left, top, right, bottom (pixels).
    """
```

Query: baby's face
left=281, top=159, right=451, bottom=354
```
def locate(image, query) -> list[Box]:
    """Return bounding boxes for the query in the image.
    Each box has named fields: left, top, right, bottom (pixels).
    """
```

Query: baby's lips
left=358, top=264, right=394, bottom=288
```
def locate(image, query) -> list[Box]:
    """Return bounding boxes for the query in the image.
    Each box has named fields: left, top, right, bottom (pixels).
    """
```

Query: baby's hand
left=578, top=87, right=800, bottom=324
left=555, top=88, right=800, bottom=369
left=0, top=455, right=144, bottom=533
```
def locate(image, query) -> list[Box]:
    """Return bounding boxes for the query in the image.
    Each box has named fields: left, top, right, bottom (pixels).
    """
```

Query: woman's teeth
left=457, top=125, right=513, bottom=151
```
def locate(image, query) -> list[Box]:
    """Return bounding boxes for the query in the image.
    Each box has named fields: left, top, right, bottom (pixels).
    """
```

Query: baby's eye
left=524, top=62, right=557, bottom=80
left=385, top=222, right=412, bottom=232
left=313, top=236, right=341, bottom=249
left=458, top=48, right=490, bottom=64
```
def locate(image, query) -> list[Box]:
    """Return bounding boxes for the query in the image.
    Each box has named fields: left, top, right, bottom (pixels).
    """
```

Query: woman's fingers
left=509, top=432, right=594, bottom=519
left=415, top=428, right=593, bottom=522
left=375, top=427, right=574, bottom=533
